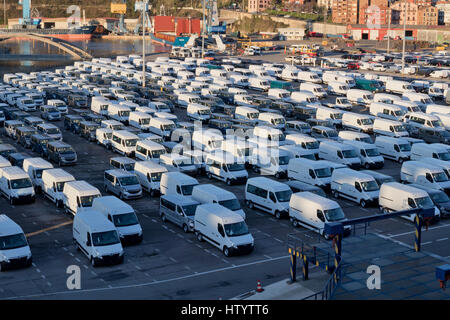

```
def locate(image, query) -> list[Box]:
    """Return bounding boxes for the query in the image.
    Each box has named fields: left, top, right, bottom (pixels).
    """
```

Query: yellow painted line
left=26, top=220, right=73, bottom=238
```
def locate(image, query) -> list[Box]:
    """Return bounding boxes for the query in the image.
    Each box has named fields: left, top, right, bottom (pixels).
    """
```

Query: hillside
left=0, top=0, right=212, bottom=25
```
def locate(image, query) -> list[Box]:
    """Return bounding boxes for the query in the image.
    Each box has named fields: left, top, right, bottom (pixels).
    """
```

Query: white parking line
left=436, top=237, right=448, bottom=242
left=36, top=268, right=41, bottom=273
left=254, top=212, right=264, bottom=217
left=69, top=253, right=74, bottom=257
left=422, top=241, right=432, bottom=246
left=63, top=247, right=68, bottom=252
left=134, top=265, right=142, bottom=271
left=273, top=238, right=283, bottom=243
left=264, top=254, right=272, bottom=259
left=186, top=239, right=193, bottom=243
left=169, top=257, right=177, bottom=263
left=54, top=240, right=59, bottom=244
left=44, top=232, right=50, bottom=236
left=90, top=271, right=97, bottom=276
left=151, top=219, right=157, bottom=223
left=47, top=282, right=52, bottom=287
left=21, top=213, right=26, bottom=217
left=386, top=223, right=450, bottom=238
left=83, top=265, right=88, bottom=270
left=168, top=229, right=175, bottom=233
left=142, top=214, right=149, bottom=218
left=222, top=258, right=230, bottom=264
left=41, top=275, right=46, bottom=280
left=75, top=257, right=81, bottom=263
left=177, top=234, right=184, bottom=239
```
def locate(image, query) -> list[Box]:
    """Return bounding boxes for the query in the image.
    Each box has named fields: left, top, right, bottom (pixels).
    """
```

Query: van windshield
left=315, top=168, right=332, bottom=178
left=162, top=124, right=175, bottom=131
left=360, top=118, right=373, bottom=125
left=123, top=163, right=135, bottom=171
left=118, top=175, right=139, bottom=186
left=398, top=144, right=411, bottom=152
left=227, top=163, right=245, bottom=171
left=125, top=139, right=138, bottom=147
left=304, top=141, right=319, bottom=149
left=393, top=125, right=406, bottom=132
left=365, top=148, right=380, bottom=157
left=275, top=190, right=292, bottom=202
left=151, top=172, right=163, bottom=182
left=0, top=233, right=28, bottom=250
left=414, top=196, right=434, bottom=209
left=91, top=231, right=120, bottom=247
left=181, top=184, right=197, bottom=196
left=342, top=149, right=357, bottom=158
left=58, top=147, right=74, bottom=154
left=438, top=153, right=450, bottom=161
left=113, top=212, right=138, bottom=227
left=56, top=181, right=66, bottom=192
left=433, top=172, right=449, bottom=183
left=224, top=221, right=249, bottom=237
left=324, top=208, right=345, bottom=222
left=79, top=194, right=100, bottom=207
left=248, top=112, right=259, bottom=119
left=219, top=199, right=241, bottom=211
left=430, top=191, right=449, bottom=204
left=152, top=149, right=166, bottom=158
left=182, top=204, right=198, bottom=216
left=361, top=180, right=379, bottom=192
left=10, top=178, right=32, bottom=189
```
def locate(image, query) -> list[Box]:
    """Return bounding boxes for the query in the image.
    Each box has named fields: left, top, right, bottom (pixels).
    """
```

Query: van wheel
left=150, top=189, right=156, bottom=197
left=223, top=246, right=230, bottom=257
left=9, top=197, right=14, bottom=205
left=274, top=211, right=281, bottom=219
left=364, top=163, right=371, bottom=169
left=360, top=200, right=367, bottom=208
left=332, top=190, right=339, bottom=199
left=398, top=158, right=404, bottom=164
left=275, top=172, right=281, bottom=179
left=183, top=224, right=189, bottom=233
left=196, top=232, right=203, bottom=242
left=57, top=200, right=63, bottom=208
left=161, top=213, right=166, bottom=222
left=207, top=172, right=212, bottom=179
left=292, top=219, right=298, bottom=227
left=246, top=200, right=254, bottom=209
left=90, top=257, right=97, bottom=267
left=226, top=179, right=231, bottom=186
left=252, top=165, right=259, bottom=173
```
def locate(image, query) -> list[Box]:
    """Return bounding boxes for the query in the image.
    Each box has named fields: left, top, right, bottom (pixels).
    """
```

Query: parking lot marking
left=134, top=265, right=142, bottom=271
left=184, top=266, right=191, bottom=271
left=26, top=220, right=73, bottom=238
left=437, top=237, right=448, bottom=242
left=169, top=257, right=177, bottom=263
left=83, top=265, right=89, bottom=270
left=21, top=213, right=26, bottom=217
left=68, top=252, right=74, bottom=257
left=222, top=258, right=230, bottom=264
left=273, top=238, right=283, bottom=243
left=253, top=212, right=264, bottom=217
left=32, top=263, right=36, bottom=267
left=177, top=233, right=184, bottom=239
left=5, top=254, right=290, bottom=299
left=264, top=254, right=272, bottom=259
left=75, top=257, right=81, bottom=263
left=36, top=268, right=41, bottom=273
left=168, top=229, right=175, bottom=233
left=41, top=275, right=46, bottom=280
left=211, top=253, right=219, bottom=258
left=186, top=239, right=193, bottom=243
left=54, top=240, right=59, bottom=244
left=142, top=214, right=149, bottom=218
left=63, top=247, right=68, bottom=252
left=90, top=271, right=97, bottom=276
left=386, top=223, right=450, bottom=238
left=151, top=219, right=157, bottom=223
left=47, top=282, right=52, bottom=287
left=422, top=241, right=432, bottom=246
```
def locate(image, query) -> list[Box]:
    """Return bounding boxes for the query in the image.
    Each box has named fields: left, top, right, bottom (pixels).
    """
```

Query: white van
left=285, top=133, right=320, bottom=158
left=426, top=104, right=449, bottom=115
left=110, top=130, right=139, bottom=157
left=379, top=182, right=439, bottom=222
left=375, top=136, right=411, bottom=163
left=373, top=93, right=401, bottom=104
left=433, top=113, right=450, bottom=130
left=92, top=196, right=143, bottom=244
left=401, top=161, right=450, bottom=194
left=342, top=112, right=374, bottom=133
left=327, top=82, right=349, bottom=96
left=0, top=166, right=35, bottom=205
left=347, top=89, right=373, bottom=105
left=22, top=158, right=53, bottom=193
left=101, top=119, right=124, bottom=131
left=279, top=144, right=316, bottom=160
left=338, top=131, right=372, bottom=144
left=411, top=143, right=450, bottom=161
left=134, top=160, right=168, bottom=196
left=192, top=129, right=223, bottom=152
left=178, top=93, right=201, bottom=108
left=402, top=92, right=433, bottom=109
left=91, top=96, right=110, bottom=116
left=73, top=209, right=124, bottom=266
left=258, top=112, right=286, bottom=130
left=290, top=91, right=321, bottom=105
left=135, top=140, right=166, bottom=162
left=234, top=106, right=259, bottom=124
left=250, top=147, right=290, bottom=179
left=319, top=141, right=361, bottom=170
left=107, top=103, right=131, bottom=124
left=63, top=180, right=101, bottom=215
left=315, top=106, right=343, bottom=128
left=128, top=111, right=152, bottom=132
left=159, top=154, right=197, bottom=175
left=386, top=80, right=415, bottom=95
left=268, top=88, right=291, bottom=101
left=298, top=71, right=322, bottom=83
left=373, top=118, right=409, bottom=137
left=221, top=139, right=252, bottom=164
left=192, top=184, right=245, bottom=219
left=42, top=168, right=75, bottom=208
left=331, top=168, right=380, bottom=207
left=96, top=128, right=113, bottom=149
left=369, top=102, right=405, bottom=121
left=160, top=172, right=199, bottom=196
left=343, top=140, right=384, bottom=169
left=205, top=151, right=248, bottom=185
left=0, top=215, right=32, bottom=270
left=187, top=103, right=211, bottom=122
left=289, top=192, right=350, bottom=237
left=194, top=204, right=254, bottom=257
left=287, top=158, right=332, bottom=191
left=249, top=126, right=288, bottom=147
left=245, top=177, right=292, bottom=219
left=0, top=156, right=11, bottom=168
left=248, top=77, right=270, bottom=91
left=300, top=82, right=327, bottom=99
left=149, top=117, right=176, bottom=140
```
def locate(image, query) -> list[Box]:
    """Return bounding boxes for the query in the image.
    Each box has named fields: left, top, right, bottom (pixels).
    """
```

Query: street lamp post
left=142, top=1, right=147, bottom=88
left=401, top=0, right=407, bottom=74
left=387, top=7, right=391, bottom=54
left=202, top=0, right=206, bottom=58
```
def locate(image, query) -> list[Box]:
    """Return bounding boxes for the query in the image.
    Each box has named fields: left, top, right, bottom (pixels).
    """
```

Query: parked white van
left=258, top=112, right=286, bottom=130
left=411, top=143, right=450, bottom=161
left=96, top=127, right=113, bottom=149
left=22, top=158, right=53, bottom=193
left=342, top=112, right=374, bottom=133
left=160, top=172, right=199, bottom=196
left=107, top=103, right=131, bottom=125
left=192, top=184, right=245, bottom=219
left=92, top=196, right=143, bottom=244
left=0, top=215, right=32, bottom=270
left=402, top=92, right=433, bottom=109
left=149, top=117, right=176, bottom=140
left=194, top=204, right=254, bottom=257
left=221, top=139, right=252, bottom=164
left=298, top=71, right=322, bottom=83
left=279, top=144, right=316, bottom=160
left=250, top=147, right=290, bottom=179
left=128, top=111, right=152, bottom=132
left=315, top=106, right=343, bottom=128
left=192, top=129, right=223, bottom=152
left=373, top=93, right=401, bottom=104
left=134, top=160, right=167, bottom=196
left=369, top=102, right=405, bottom=121
left=205, top=151, right=248, bottom=185
left=245, top=177, right=292, bottom=219
left=135, top=140, right=166, bottom=162
left=347, top=89, right=373, bottom=105
left=287, top=158, right=332, bottom=191
left=379, top=182, right=439, bottom=222
left=327, top=82, right=349, bottom=96
left=300, top=82, right=327, bottom=99
left=187, top=103, right=211, bottom=122
left=248, top=77, right=270, bottom=91
left=0, top=166, right=35, bottom=204
left=285, top=133, right=320, bottom=158
left=91, top=96, right=110, bottom=116
left=0, top=156, right=11, bottom=168
left=72, top=209, right=124, bottom=266
left=426, top=104, right=449, bottom=115
left=289, top=192, right=350, bottom=237
left=375, top=136, right=411, bottom=163
left=343, top=140, right=384, bottom=169
left=63, top=180, right=101, bottom=215
left=111, top=130, right=139, bottom=157
left=331, top=168, right=380, bottom=207
left=386, top=80, right=415, bottom=95
left=401, top=161, right=450, bottom=194
left=234, top=106, right=259, bottom=124
left=290, top=91, right=321, bottom=105
left=338, top=131, right=372, bottom=144
left=319, top=141, right=361, bottom=170
left=373, top=118, right=409, bottom=138
left=42, top=168, right=75, bottom=208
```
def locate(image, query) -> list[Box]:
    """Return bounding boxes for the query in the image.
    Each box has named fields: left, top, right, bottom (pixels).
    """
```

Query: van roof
left=113, top=130, right=138, bottom=139
left=162, top=172, right=198, bottom=184
left=320, top=141, right=354, bottom=150
left=48, top=141, right=71, bottom=148
left=105, top=169, right=136, bottom=178
left=150, top=117, right=175, bottom=125
left=0, top=166, right=29, bottom=179
left=286, top=133, right=316, bottom=143
left=375, top=136, right=409, bottom=144
left=64, top=180, right=100, bottom=195
left=75, top=209, right=115, bottom=233
left=291, top=192, right=340, bottom=211
left=0, top=215, right=23, bottom=237
left=290, top=157, right=328, bottom=169
left=332, top=168, right=375, bottom=182
left=137, top=140, right=165, bottom=149
left=92, top=196, right=134, bottom=215
left=343, top=140, right=376, bottom=149
left=134, top=160, right=167, bottom=173
left=402, top=161, right=445, bottom=173
left=23, top=157, right=53, bottom=169
left=412, top=143, right=448, bottom=153
left=161, top=194, right=200, bottom=206
left=42, top=168, right=74, bottom=182
left=381, top=182, right=428, bottom=198
left=130, top=111, right=151, bottom=118
left=247, top=177, right=290, bottom=192
left=196, top=203, right=243, bottom=224
left=193, top=184, right=234, bottom=200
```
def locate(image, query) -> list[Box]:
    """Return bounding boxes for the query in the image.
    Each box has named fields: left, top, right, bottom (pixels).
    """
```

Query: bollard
left=414, top=214, right=423, bottom=252
left=289, top=248, right=297, bottom=283
left=302, top=254, right=309, bottom=280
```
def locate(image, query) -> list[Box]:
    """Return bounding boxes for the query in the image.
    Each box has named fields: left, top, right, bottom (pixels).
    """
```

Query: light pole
left=142, top=1, right=147, bottom=88
left=387, top=5, right=391, bottom=54
left=401, top=0, right=407, bottom=74
left=202, top=0, right=206, bottom=58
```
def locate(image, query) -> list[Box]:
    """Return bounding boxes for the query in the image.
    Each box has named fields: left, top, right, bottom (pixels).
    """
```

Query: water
left=0, top=38, right=169, bottom=76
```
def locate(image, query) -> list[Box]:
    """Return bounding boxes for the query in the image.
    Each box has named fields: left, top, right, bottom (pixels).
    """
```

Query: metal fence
left=302, top=260, right=343, bottom=300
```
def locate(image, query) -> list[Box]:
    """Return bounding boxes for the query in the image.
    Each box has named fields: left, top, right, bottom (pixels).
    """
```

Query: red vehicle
left=347, top=62, right=360, bottom=70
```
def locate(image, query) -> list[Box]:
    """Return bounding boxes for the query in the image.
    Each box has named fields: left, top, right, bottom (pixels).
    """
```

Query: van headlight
left=0, top=253, right=9, bottom=263
left=92, top=250, right=101, bottom=258
left=189, top=221, right=194, bottom=227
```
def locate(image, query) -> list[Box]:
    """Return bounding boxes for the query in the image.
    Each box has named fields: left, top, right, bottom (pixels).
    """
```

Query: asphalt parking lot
left=0, top=91, right=449, bottom=300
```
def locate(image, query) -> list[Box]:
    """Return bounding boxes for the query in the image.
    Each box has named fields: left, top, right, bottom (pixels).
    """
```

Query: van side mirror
left=355, top=183, right=362, bottom=192
left=218, top=224, right=225, bottom=237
